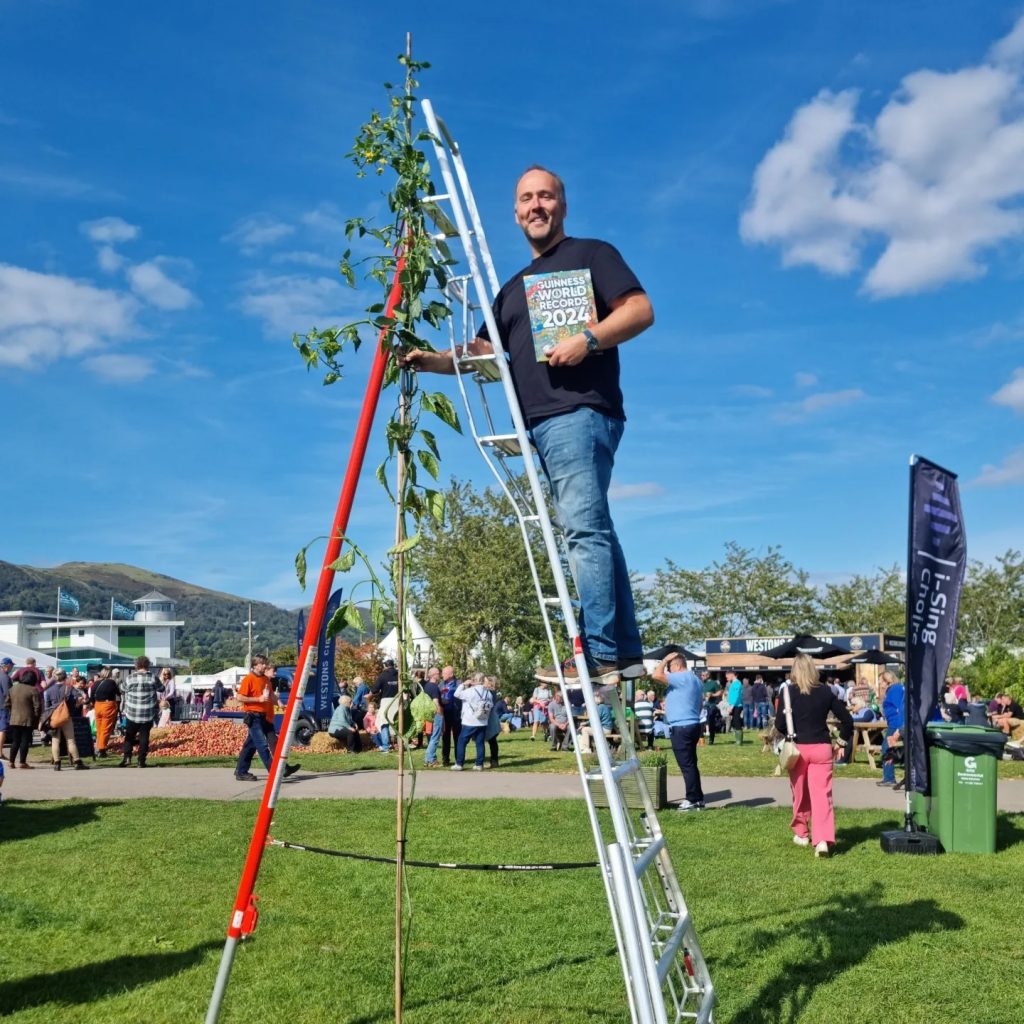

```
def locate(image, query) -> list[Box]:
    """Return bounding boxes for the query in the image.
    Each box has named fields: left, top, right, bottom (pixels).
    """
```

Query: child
left=157, top=699, right=172, bottom=728
left=363, top=697, right=391, bottom=752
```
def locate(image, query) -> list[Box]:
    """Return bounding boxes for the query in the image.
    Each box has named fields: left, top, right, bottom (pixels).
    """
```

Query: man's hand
left=545, top=332, right=589, bottom=367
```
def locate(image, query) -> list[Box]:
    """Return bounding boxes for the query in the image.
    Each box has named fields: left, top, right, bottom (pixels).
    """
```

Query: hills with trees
left=0, top=560, right=375, bottom=672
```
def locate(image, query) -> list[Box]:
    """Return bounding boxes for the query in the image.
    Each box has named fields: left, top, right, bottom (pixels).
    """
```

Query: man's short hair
left=516, top=165, right=566, bottom=203
left=251, top=655, right=268, bottom=669
left=135, top=655, right=151, bottom=670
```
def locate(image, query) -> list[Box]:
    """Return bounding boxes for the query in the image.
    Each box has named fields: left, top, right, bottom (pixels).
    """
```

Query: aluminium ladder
left=420, top=99, right=715, bottom=1024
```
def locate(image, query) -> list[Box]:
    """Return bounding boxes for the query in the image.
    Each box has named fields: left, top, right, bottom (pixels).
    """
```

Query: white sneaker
left=450, top=764, right=464, bottom=772
left=677, top=800, right=705, bottom=812
left=472, top=765, right=484, bottom=772
left=815, top=841, right=830, bottom=857
left=793, top=835, right=810, bottom=847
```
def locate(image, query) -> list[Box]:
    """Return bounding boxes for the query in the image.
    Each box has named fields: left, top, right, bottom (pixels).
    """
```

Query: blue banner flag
left=58, top=588, right=80, bottom=615
left=314, top=591, right=342, bottom=725
left=296, top=609, right=306, bottom=657
left=112, top=600, right=136, bottom=621
left=906, top=456, right=966, bottom=796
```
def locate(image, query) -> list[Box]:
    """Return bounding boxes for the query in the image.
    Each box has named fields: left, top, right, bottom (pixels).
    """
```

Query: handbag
left=49, top=696, right=70, bottom=730
left=777, top=685, right=800, bottom=773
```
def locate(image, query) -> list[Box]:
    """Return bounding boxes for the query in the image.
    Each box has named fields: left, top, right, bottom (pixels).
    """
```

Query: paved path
left=5, top=763, right=1024, bottom=811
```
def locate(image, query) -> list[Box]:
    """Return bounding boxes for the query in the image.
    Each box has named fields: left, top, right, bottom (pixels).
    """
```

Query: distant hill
left=0, top=560, right=379, bottom=666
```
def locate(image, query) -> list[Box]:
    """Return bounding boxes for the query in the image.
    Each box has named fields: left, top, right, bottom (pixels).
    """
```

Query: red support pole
left=206, top=257, right=405, bottom=1022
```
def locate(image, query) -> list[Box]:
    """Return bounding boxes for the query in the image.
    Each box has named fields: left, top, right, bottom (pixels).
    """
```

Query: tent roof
left=0, top=639, right=59, bottom=669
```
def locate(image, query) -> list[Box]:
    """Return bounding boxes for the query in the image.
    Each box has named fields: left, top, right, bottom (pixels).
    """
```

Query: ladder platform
left=458, top=353, right=502, bottom=382
left=478, top=433, right=523, bottom=456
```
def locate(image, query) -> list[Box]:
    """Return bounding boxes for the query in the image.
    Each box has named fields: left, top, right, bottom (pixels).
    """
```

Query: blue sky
left=2, top=0, right=1023, bottom=609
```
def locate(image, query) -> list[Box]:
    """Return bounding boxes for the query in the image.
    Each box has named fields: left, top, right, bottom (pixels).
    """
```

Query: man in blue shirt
left=652, top=652, right=705, bottom=811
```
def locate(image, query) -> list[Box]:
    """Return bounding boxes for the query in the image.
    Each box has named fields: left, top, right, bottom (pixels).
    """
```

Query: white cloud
left=239, top=272, right=355, bottom=338
left=742, top=15, right=1024, bottom=297
left=973, top=446, right=1024, bottom=486
left=125, top=259, right=196, bottom=311
left=730, top=384, right=774, bottom=399
left=271, top=250, right=335, bottom=268
left=97, top=245, right=123, bottom=273
left=609, top=482, right=665, bottom=501
left=223, top=214, right=295, bottom=255
left=773, top=388, right=866, bottom=422
left=80, top=216, right=139, bottom=244
left=992, top=367, right=1024, bottom=414
left=83, top=353, right=154, bottom=382
left=301, top=203, right=346, bottom=236
left=0, top=264, right=138, bottom=369
left=794, top=371, right=818, bottom=388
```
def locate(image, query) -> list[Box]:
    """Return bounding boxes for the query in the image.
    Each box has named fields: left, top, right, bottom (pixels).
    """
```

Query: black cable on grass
left=268, top=838, right=599, bottom=871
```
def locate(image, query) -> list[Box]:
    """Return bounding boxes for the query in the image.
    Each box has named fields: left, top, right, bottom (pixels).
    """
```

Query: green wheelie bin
left=922, top=723, right=1007, bottom=853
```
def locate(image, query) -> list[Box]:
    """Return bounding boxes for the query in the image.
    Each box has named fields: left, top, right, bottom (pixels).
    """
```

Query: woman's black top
left=777, top=683, right=853, bottom=746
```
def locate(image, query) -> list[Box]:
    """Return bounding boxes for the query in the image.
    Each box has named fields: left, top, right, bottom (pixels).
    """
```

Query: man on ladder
left=403, top=165, right=654, bottom=682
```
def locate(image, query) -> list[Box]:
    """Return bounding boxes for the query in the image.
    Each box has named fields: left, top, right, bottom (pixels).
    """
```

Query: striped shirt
left=122, top=671, right=161, bottom=723
left=634, top=697, right=655, bottom=734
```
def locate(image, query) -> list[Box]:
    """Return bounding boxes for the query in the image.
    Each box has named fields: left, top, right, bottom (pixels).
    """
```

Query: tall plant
left=292, top=54, right=458, bottom=641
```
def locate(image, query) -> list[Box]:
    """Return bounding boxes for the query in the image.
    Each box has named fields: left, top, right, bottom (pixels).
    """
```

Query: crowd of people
left=0, top=654, right=230, bottom=773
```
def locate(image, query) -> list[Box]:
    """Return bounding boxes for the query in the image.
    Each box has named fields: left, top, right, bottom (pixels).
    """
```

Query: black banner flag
left=906, top=456, right=967, bottom=795
left=314, top=590, right=343, bottom=725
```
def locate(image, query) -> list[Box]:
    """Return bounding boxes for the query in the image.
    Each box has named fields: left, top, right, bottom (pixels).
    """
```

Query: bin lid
left=925, top=723, right=1008, bottom=756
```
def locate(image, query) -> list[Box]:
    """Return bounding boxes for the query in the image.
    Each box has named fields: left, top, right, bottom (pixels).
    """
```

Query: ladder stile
left=421, top=96, right=714, bottom=1024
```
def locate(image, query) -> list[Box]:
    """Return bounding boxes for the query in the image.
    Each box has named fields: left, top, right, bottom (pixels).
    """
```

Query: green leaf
left=295, top=548, right=308, bottom=590
left=370, top=598, right=389, bottom=635
left=416, top=449, right=440, bottom=480
left=324, top=605, right=348, bottom=639
left=419, top=428, right=440, bottom=459
left=427, top=392, right=462, bottom=433
left=327, top=549, right=357, bottom=574
left=388, top=533, right=421, bottom=555
left=425, top=488, right=446, bottom=524
left=343, top=600, right=365, bottom=631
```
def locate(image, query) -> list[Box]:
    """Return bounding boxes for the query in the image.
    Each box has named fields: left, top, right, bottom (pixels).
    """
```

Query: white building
left=0, top=591, right=185, bottom=667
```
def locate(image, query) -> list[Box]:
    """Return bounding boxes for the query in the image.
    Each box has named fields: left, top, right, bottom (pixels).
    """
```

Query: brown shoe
left=18, top=763, right=34, bottom=770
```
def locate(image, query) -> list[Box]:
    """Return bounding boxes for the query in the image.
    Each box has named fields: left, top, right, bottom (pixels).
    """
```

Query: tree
left=640, top=542, right=821, bottom=644
left=957, top=549, right=1024, bottom=654
left=410, top=477, right=556, bottom=669
left=269, top=645, right=297, bottom=666
left=819, top=564, right=905, bottom=635
left=334, top=640, right=384, bottom=684
left=957, top=645, right=1024, bottom=703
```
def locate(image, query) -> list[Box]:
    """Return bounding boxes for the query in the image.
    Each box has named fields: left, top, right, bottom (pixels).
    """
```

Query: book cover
left=523, top=268, right=597, bottom=362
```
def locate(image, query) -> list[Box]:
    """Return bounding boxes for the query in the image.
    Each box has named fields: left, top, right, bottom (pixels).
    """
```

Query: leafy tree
left=409, top=477, right=556, bottom=669
left=269, top=645, right=297, bottom=666
left=956, top=645, right=1024, bottom=703
left=957, top=550, right=1024, bottom=654
left=334, top=640, right=384, bottom=684
left=641, top=542, right=821, bottom=643
left=819, top=564, right=905, bottom=635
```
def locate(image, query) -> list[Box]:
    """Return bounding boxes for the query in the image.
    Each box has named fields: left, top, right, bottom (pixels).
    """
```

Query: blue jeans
left=755, top=701, right=771, bottom=729
left=424, top=712, right=444, bottom=763
left=743, top=704, right=754, bottom=730
left=236, top=716, right=275, bottom=775
left=530, top=406, right=641, bottom=666
left=455, top=724, right=486, bottom=767
left=881, top=726, right=898, bottom=783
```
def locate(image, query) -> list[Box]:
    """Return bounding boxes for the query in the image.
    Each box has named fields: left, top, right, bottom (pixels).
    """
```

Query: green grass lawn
left=47, top=726, right=1024, bottom=780
left=1, top=797, right=1022, bottom=1023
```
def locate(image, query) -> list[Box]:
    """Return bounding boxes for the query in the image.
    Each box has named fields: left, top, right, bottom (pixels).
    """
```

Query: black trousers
left=8, top=724, right=32, bottom=765
left=441, top=709, right=461, bottom=764
left=329, top=727, right=362, bottom=753
left=123, top=720, right=152, bottom=764
left=670, top=724, right=704, bottom=804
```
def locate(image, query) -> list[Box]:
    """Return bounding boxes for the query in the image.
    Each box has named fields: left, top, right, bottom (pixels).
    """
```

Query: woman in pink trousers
left=781, top=653, right=853, bottom=857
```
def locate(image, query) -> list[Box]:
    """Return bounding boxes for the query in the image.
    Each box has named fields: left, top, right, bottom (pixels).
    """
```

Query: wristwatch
left=582, top=328, right=600, bottom=355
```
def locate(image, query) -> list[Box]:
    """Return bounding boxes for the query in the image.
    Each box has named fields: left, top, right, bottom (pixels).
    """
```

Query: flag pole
left=56, top=587, right=61, bottom=667
left=902, top=455, right=917, bottom=832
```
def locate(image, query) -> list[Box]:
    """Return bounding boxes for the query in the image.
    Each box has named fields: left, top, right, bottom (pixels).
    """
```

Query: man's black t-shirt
left=479, top=236, right=644, bottom=425
left=372, top=666, right=399, bottom=699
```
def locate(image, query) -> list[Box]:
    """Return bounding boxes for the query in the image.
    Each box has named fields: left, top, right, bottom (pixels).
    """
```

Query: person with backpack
left=452, top=672, right=494, bottom=771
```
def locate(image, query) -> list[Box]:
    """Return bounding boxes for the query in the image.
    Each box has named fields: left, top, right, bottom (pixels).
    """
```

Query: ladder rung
left=585, top=757, right=640, bottom=787
left=655, top=912, right=692, bottom=983
left=479, top=433, right=522, bottom=456
left=632, top=835, right=665, bottom=878
left=458, top=354, right=502, bottom=382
